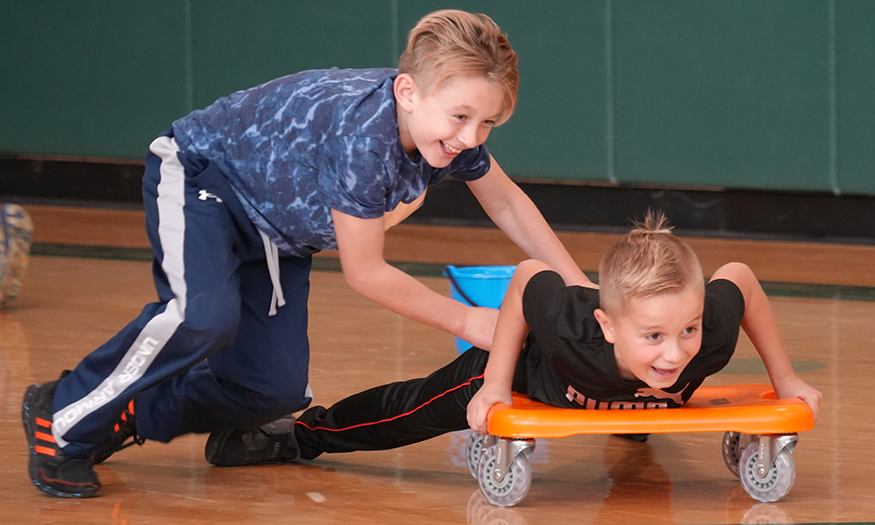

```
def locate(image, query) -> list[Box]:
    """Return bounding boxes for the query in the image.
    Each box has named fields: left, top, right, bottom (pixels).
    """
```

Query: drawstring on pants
left=258, top=230, right=286, bottom=316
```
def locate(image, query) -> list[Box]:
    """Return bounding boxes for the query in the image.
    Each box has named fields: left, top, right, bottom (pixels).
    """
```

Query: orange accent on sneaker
left=34, top=445, right=57, bottom=456
left=35, top=431, right=55, bottom=443
left=36, top=417, right=52, bottom=428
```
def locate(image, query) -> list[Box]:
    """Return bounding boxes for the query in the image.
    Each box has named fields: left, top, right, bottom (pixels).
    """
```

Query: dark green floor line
left=31, top=242, right=875, bottom=303
left=32, top=243, right=155, bottom=262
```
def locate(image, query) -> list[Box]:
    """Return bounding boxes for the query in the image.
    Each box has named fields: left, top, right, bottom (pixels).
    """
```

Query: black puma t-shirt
left=512, top=270, right=745, bottom=409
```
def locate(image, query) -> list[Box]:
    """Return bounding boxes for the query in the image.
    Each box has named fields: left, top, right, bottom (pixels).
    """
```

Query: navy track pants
left=51, top=134, right=313, bottom=457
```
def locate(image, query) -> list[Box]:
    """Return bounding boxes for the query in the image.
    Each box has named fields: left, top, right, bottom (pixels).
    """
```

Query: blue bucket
left=444, top=265, right=515, bottom=353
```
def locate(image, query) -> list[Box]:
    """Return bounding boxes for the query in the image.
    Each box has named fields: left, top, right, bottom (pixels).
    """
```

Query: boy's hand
left=774, top=373, right=822, bottom=422
left=467, top=380, right=513, bottom=434
left=460, top=307, right=500, bottom=350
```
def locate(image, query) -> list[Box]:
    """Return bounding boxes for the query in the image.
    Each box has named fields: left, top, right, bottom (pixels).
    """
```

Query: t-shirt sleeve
left=317, top=136, right=391, bottom=219
left=697, top=278, right=746, bottom=376
left=705, top=279, right=745, bottom=330
left=522, top=270, right=568, bottom=351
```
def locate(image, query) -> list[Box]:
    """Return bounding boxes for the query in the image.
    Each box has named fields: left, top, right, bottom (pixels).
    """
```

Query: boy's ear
left=394, top=74, right=416, bottom=113
left=594, top=308, right=616, bottom=344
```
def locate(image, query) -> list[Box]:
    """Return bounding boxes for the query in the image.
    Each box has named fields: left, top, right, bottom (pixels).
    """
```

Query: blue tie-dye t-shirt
left=171, top=67, right=491, bottom=257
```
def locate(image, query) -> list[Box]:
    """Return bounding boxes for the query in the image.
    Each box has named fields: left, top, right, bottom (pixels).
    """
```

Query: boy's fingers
left=800, top=394, right=819, bottom=422
left=467, top=402, right=487, bottom=433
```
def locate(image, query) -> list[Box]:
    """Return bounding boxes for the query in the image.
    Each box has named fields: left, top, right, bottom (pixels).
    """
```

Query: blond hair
left=599, top=210, right=704, bottom=313
left=398, top=9, right=519, bottom=125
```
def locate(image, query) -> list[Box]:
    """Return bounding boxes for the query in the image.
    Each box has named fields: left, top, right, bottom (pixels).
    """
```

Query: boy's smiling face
left=395, top=74, right=504, bottom=168
left=595, top=285, right=705, bottom=390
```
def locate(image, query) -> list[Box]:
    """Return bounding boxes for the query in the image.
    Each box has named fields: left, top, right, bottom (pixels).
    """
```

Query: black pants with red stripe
left=294, top=347, right=489, bottom=460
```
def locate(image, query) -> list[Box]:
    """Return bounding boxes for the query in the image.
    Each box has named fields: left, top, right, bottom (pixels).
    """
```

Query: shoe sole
left=22, top=384, right=101, bottom=498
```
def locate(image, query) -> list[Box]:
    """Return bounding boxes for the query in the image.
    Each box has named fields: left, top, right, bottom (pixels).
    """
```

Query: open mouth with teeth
left=441, top=142, right=462, bottom=156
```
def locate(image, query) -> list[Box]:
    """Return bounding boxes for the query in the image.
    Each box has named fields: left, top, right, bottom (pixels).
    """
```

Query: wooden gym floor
left=2, top=204, right=874, bottom=525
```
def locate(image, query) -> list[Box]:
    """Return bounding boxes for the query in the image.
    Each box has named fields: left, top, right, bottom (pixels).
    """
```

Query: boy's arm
left=466, top=157, right=596, bottom=289
left=467, top=259, right=552, bottom=434
left=710, top=262, right=822, bottom=420
left=332, top=209, right=498, bottom=349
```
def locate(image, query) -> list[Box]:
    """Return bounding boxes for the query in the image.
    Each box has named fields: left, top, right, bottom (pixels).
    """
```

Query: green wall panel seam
left=829, top=0, right=839, bottom=195
left=184, top=0, right=194, bottom=114
left=605, top=0, right=616, bottom=184
left=390, top=0, right=400, bottom=68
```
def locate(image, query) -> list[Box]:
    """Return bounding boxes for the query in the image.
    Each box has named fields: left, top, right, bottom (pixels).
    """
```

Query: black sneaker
left=205, top=415, right=300, bottom=466
left=22, top=378, right=101, bottom=498
left=91, top=399, right=145, bottom=464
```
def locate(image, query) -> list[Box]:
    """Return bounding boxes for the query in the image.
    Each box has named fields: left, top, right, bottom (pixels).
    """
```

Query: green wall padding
left=1, top=1, right=872, bottom=195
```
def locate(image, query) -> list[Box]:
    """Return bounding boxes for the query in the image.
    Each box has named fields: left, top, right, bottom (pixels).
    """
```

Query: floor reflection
left=593, top=436, right=675, bottom=525
left=723, top=483, right=796, bottom=524
left=467, top=490, right=529, bottom=525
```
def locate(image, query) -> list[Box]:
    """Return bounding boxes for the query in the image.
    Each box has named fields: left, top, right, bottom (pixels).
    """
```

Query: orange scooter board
left=487, top=383, right=814, bottom=438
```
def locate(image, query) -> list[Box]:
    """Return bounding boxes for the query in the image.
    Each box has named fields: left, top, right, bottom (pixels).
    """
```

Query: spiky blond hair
left=599, top=210, right=704, bottom=313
